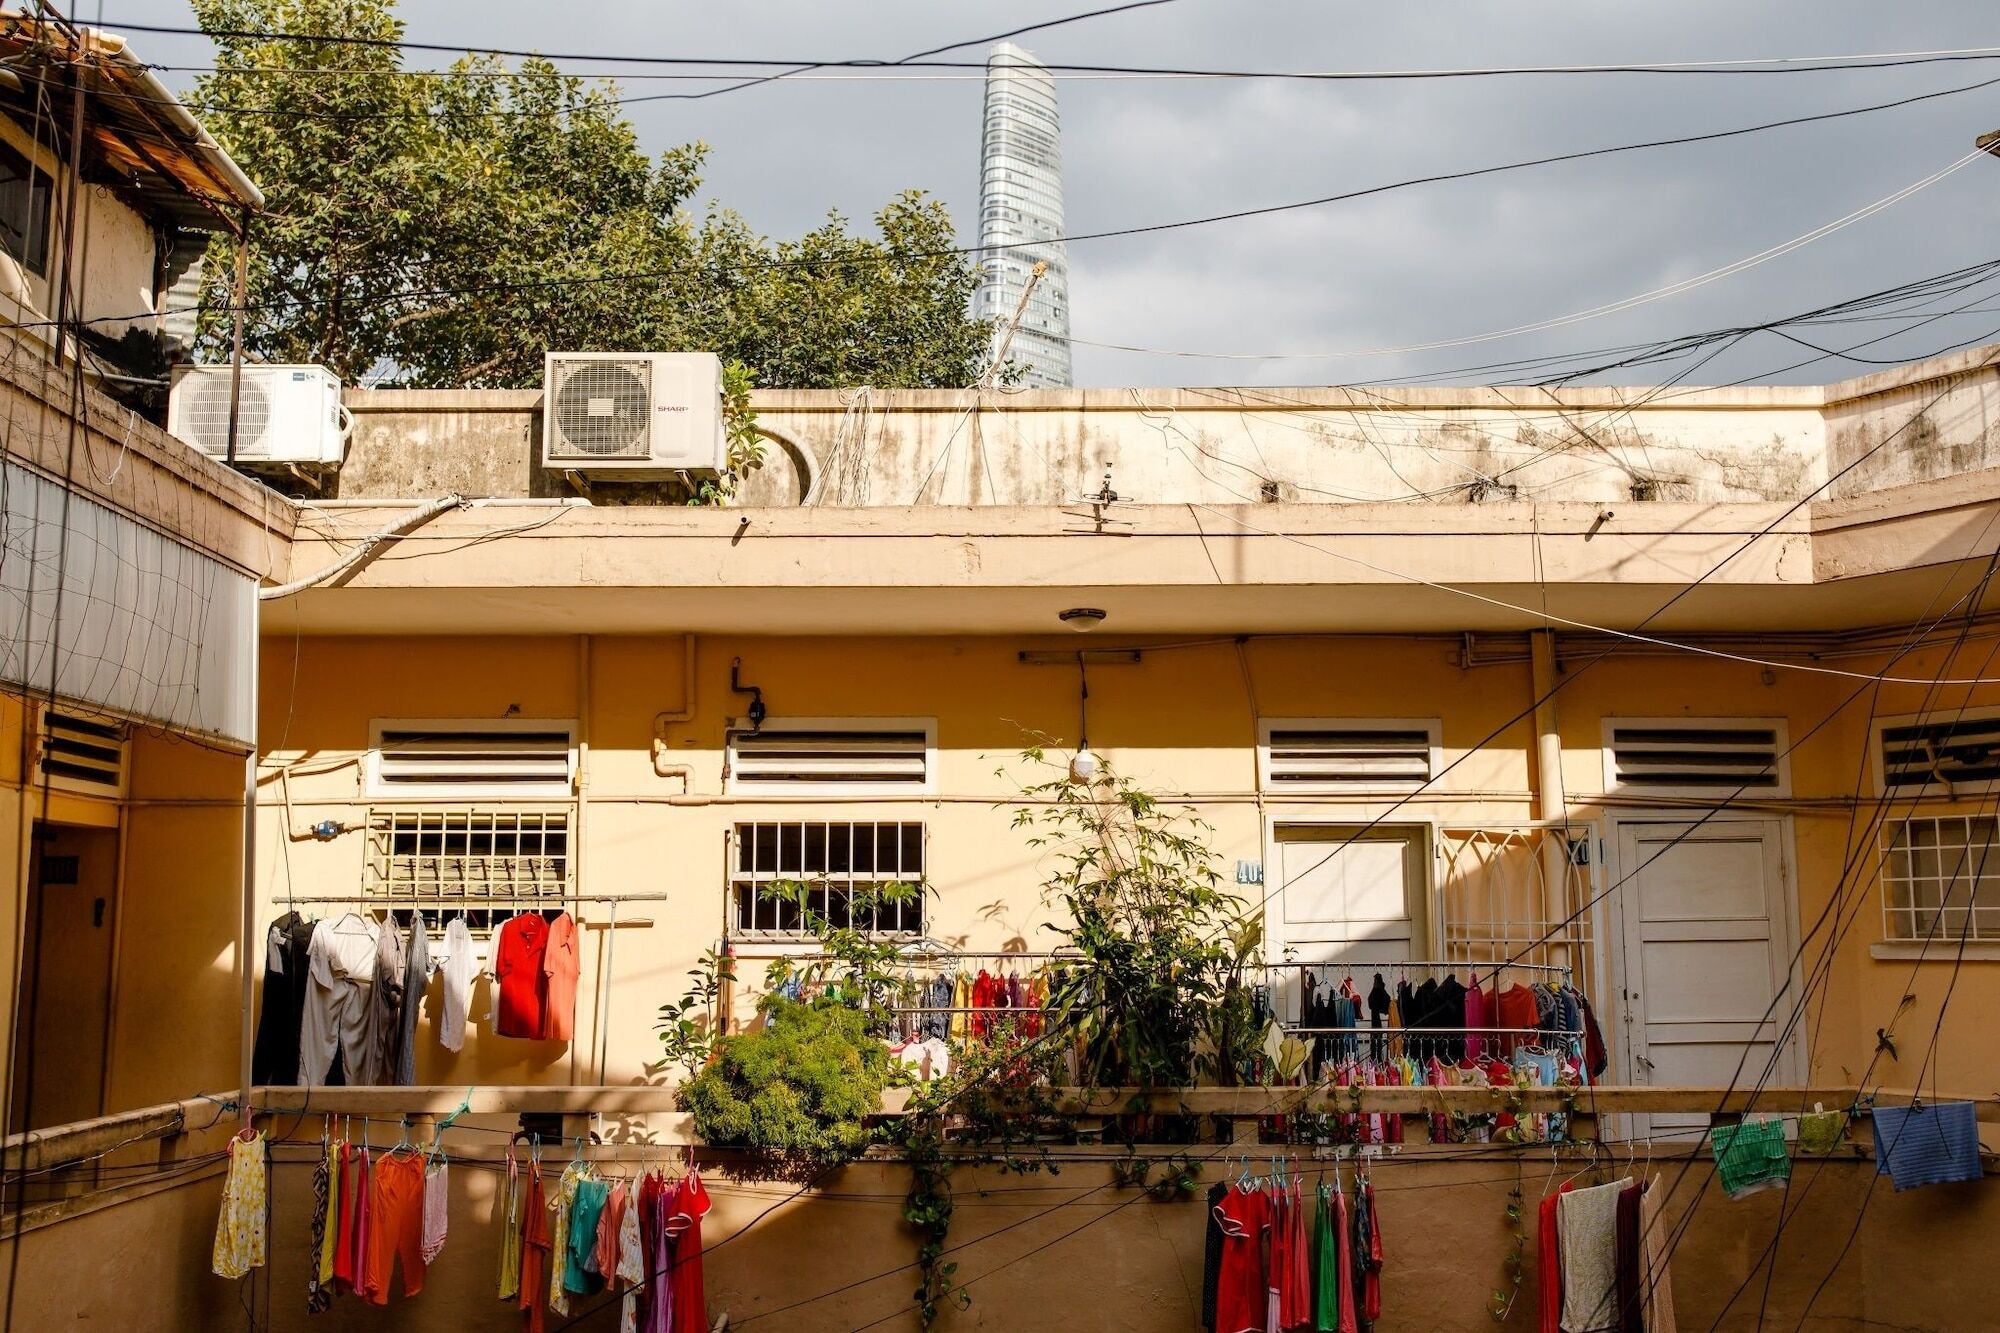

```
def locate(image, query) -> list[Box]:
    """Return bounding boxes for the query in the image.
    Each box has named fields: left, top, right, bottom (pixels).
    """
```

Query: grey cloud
left=108, top=0, right=2000, bottom=386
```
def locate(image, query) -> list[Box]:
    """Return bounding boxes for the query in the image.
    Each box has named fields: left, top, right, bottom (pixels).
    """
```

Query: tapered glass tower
left=974, top=42, right=1073, bottom=388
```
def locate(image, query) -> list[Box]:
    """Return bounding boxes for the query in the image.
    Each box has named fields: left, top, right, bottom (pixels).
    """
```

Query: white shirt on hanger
left=435, top=916, right=478, bottom=1052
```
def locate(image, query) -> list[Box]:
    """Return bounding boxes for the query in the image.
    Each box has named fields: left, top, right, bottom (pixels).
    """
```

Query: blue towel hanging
left=1871, top=1102, right=1983, bottom=1191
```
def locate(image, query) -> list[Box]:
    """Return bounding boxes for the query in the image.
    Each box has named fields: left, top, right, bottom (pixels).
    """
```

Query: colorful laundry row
left=211, top=1128, right=715, bottom=1333
left=254, top=909, right=582, bottom=1088
left=1711, top=1103, right=1982, bottom=1198
left=1257, top=1045, right=1587, bottom=1149
left=894, top=966, right=1052, bottom=1042
left=1287, top=970, right=1607, bottom=1075
left=1201, top=1165, right=1384, bottom=1333
left=497, top=1146, right=712, bottom=1333
left=298, top=1133, right=450, bottom=1307
left=1537, top=1175, right=1674, bottom=1333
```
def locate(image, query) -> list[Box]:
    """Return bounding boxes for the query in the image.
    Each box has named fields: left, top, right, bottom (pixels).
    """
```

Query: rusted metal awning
left=0, top=12, right=261, bottom=233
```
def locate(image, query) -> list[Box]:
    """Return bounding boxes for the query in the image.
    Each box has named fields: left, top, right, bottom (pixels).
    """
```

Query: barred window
left=365, top=809, right=570, bottom=932
left=1881, top=815, right=2000, bottom=942
left=730, top=820, right=925, bottom=940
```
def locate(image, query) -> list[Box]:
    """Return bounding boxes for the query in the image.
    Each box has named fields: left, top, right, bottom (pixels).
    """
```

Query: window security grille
left=1605, top=721, right=1786, bottom=795
left=37, top=708, right=127, bottom=797
left=1880, top=815, right=2000, bottom=943
left=1261, top=722, right=1437, bottom=792
left=730, top=821, right=925, bottom=939
left=1879, top=714, right=2000, bottom=794
left=370, top=722, right=574, bottom=798
left=365, top=809, right=569, bottom=931
left=725, top=723, right=932, bottom=794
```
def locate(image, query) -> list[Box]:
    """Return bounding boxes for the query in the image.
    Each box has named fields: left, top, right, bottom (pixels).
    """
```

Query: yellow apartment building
left=0, top=14, right=1998, bottom=1330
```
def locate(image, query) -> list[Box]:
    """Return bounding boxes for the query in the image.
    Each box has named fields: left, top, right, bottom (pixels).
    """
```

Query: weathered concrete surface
left=320, top=345, right=2000, bottom=512
left=1822, top=346, right=2000, bottom=499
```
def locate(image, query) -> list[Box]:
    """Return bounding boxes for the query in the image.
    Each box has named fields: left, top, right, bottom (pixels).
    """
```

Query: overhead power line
left=649, top=0, right=1187, bottom=104
left=1066, top=149, right=1984, bottom=363
left=83, top=21, right=2000, bottom=79
left=29, top=68, right=1993, bottom=334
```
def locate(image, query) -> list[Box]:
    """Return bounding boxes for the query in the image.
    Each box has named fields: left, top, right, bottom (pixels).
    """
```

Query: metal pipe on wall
left=571, top=634, right=590, bottom=1086
left=1529, top=630, right=1574, bottom=974
left=230, top=206, right=258, bottom=1134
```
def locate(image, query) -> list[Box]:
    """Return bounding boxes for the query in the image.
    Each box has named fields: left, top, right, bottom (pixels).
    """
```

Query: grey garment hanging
left=395, top=916, right=431, bottom=1086
left=367, top=918, right=407, bottom=1085
left=300, top=914, right=380, bottom=1085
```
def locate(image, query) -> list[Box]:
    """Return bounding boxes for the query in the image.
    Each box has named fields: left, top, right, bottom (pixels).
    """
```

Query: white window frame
left=1870, top=705, right=2000, bottom=798
left=366, top=718, right=578, bottom=800
left=1256, top=717, right=1443, bottom=796
left=727, top=818, right=929, bottom=956
left=1877, top=812, right=2000, bottom=945
left=364, top=807, right=572, bottom=932
left=723, top=717, right=938, bottom=797
left=1599, top=716, right=1792, bottom=799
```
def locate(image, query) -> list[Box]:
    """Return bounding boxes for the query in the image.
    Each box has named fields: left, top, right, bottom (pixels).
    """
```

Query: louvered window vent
left=726, top=722, right=933, bottom=794
left=1260, top=721, right=1439, bottom=793
left=369, top=722, right=575, bottom=798
left=1606, top=720, right=1787, bottom=794
left=38, top=707, right=126, bottom=796
left=1879, top=713, right=2000, bottom=794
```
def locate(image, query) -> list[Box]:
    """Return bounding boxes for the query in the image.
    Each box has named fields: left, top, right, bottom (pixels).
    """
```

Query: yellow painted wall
left=200, top=629, right=2000, bottom=1104
left=105, top=731, right=247, bottom=1112
left=2, top=1145, right=1996, bottom=1332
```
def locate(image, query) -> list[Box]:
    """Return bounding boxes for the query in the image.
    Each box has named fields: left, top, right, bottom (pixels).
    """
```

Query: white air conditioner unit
left=541, top=352, right=726, bottom=476
left=167, top=364, right=350, bottom=467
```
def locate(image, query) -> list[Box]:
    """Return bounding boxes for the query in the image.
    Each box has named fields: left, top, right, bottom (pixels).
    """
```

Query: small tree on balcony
left=1012, top=746, right=1263, bottom=1088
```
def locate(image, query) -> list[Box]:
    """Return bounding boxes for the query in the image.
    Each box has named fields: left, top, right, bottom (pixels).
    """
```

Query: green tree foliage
left=675, top=998, right=888, bottom=1168
left=190, top=0, right=990, bottom=389
left=1012, top=745, right=1264, bottom=1087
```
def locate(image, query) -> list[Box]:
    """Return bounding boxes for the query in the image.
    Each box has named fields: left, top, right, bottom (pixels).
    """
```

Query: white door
left=1613, top=819, right=1797, bottom=1137
left=1267, top=824, right=1426, bottom=1018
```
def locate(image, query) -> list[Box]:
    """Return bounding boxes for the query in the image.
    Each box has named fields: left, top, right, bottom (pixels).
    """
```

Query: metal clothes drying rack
left=266, top=892, right=672, bottom=1081
left=1255, top=958, right=1588, bottom=1061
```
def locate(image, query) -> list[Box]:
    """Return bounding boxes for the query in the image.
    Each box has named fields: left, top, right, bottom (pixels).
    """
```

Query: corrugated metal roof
left=0, top=13, right=261, bottom=233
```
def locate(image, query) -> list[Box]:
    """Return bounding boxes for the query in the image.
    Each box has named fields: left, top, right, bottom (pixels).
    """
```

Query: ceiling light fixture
left=1059, top=607, right=1106, bottom=632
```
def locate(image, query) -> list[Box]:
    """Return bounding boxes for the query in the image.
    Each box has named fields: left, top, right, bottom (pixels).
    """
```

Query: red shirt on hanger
left=1211, top=1186, right=1268, bottom=1333
left=668, top=1171, right=713, bottom=1333
left=495, top=914, right=550, bottom=1039
left=542, top=912, right=580, bottom=1041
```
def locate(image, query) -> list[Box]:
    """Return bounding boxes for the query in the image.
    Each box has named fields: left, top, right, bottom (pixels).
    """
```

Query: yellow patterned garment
left=497, top=1156, right=522, bottom=1301
left=949, top=974, right=971, bottom=1042
left=212, top=1130, right=269, bottom=1280
left=318, top=1139, right=341, bottom=1286
left=548, top=1163, right=585, bottom=1316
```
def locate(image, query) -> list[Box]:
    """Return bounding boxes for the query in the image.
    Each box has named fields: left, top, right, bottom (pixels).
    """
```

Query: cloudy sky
left=96, top=1, right=2000, bottom=387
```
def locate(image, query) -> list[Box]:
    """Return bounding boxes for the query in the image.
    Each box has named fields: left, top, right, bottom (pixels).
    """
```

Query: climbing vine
left=685, top=360, right=767, bottom=506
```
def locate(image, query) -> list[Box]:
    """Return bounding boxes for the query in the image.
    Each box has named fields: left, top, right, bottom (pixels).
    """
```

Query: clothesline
left=267, top=893, right=674, bottom=905
left=1284, top=1025, right=1583, bottom=1037
left=774, top=947, right=1081, bottom=962
left=1258, top=959, right=1569, bottom=973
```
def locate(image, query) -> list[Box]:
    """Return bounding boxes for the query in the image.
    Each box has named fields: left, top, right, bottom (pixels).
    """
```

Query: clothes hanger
left=1539, top=1141, right=1562, bottom=1197
left=1559, top=1136, right=1600, bottom=1189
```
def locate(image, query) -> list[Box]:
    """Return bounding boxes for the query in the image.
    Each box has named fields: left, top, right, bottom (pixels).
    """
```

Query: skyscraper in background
left=974, top=42, right=1073, bottom=388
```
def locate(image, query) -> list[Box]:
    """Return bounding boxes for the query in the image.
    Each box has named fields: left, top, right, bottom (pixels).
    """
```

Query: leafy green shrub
left=1012, top=745, right=1261, bottom=1087
left=676, top=998, right=888, bottom=1166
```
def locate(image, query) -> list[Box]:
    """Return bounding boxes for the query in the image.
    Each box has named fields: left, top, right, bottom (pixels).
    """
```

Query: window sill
left=727, top=940, right=814, bottom=961
left=1869, top=941, right=2000, bottom=962
left=726, top=936, right=925, bottom=962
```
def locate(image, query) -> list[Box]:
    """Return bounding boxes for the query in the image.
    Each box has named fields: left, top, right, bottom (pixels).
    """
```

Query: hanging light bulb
left=1068, top=748, right=1098, bottom=783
